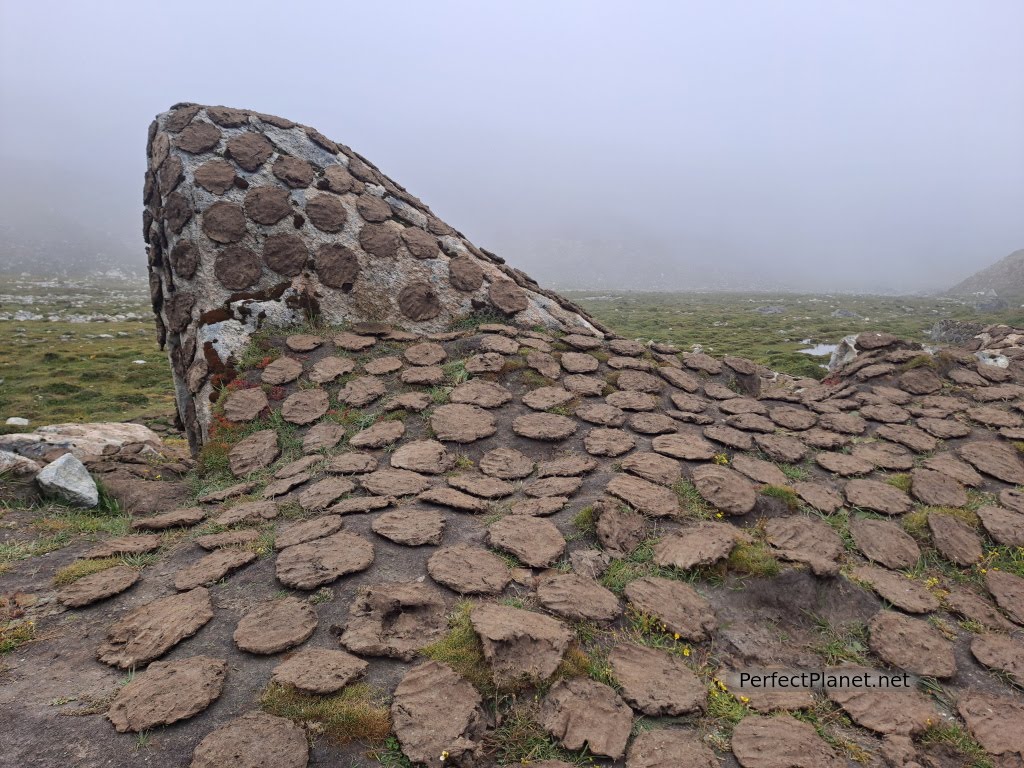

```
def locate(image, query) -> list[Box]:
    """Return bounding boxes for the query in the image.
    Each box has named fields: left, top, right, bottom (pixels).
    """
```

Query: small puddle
left=798, top=343, right=838, bottom=357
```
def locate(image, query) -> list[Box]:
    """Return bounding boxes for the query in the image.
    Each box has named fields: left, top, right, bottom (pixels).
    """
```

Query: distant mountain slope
left=947, top=249, right=1024, bottom=296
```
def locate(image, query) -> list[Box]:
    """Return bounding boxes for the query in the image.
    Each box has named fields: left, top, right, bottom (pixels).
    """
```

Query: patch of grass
left=816, top=508, right=856, bottom=551
left=791, top=699, right=871, bottom=764
left=777, top=463, right=810, bottom=482
left=420, top=601, right=494, bottom=693
left=0, top=620, right=36, bottom=654
left=706, top=680, right=751, bottom=725
left=0, top=533, right=71, bottom=565
left=672, top=480, right=714, bottom=520
left=809, top=616, right=869, bottom=665
left=371, top=736, right=414, bottom=768
left=726, top=540, right=781, bottom=577
left=567, top=291, right=1019, bottom=381
left=759, top=484, right=800, bottom=511
left=979, top=546, right=1024, bottom=579
left=30, top=502, right=131, bottom=539
left=235, top=327, right=281, bottom=372
left=442, top=360, right=469, bottom=386
left=570, top=506, right=596, bottom=535
left=428, top=386, right=451, bottom=405
left=520, top=368, right=554, bottom=389
left=885, top=473, right=912, bottom=493
left=482, top=699, right=592, bottom=766
left=0, top=309, right=175, bottom=427
left=251, top=529, right=275, bottom=558
left=554, top=644, right=618, bottom=688
left=598, top=537, right=681, bottom=594
left=903, top=505, right=980, bottom=540
left=920, top=723, right=993, bottom=768
left=448, top=308, right=507, bottom=332
left=260, top=682, right=391, bottom=746
left=53, top=557, right=121, bottom=586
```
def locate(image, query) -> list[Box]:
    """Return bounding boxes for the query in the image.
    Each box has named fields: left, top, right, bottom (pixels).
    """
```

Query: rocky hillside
left=2, top=320, right=1024, bottom=767
left=947, top=248, right=1024, bottom=298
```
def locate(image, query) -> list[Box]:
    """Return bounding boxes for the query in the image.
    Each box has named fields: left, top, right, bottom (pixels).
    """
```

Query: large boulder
left=144, top=104, right=606, bottom=451
left=0, top=422, right=161, bottom=461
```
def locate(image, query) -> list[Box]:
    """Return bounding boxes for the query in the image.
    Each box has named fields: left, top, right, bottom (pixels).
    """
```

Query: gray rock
left=35, top=453, right=98, bottom=507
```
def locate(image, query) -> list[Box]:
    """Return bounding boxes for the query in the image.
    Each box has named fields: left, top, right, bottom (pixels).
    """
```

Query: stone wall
left=144, top=103, right=607, bottom=453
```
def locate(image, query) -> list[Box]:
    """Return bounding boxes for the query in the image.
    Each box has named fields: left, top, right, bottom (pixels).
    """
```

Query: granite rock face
left=145, top=104, right=606, bottom=452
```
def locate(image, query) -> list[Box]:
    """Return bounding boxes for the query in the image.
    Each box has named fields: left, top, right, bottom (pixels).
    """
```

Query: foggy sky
left=1, top=0, right=1022, bottom=292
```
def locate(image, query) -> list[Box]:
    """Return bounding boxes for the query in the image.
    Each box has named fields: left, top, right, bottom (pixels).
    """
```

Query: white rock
left=0, top=422, right=161, bottom=459
left=5, top=417, right=29, bottom=426
left=35, top=453, right=99, bottom=507
left=0, top=449, right=41, bottom=476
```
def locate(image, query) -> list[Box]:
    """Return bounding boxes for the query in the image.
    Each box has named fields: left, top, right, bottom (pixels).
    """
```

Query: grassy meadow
left=568, top=291, right=1023, bottom=379
left=1, top=273, right=1020, bottom=431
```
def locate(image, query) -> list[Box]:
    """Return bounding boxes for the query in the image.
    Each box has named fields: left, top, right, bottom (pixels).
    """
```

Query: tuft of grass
left=447, top=308, right=507, bottom=332
left=53, top=557, right=120, bottom=586
left=778, top=463, right=810, bottom=482
left=903, top=505, right=979, bottom=540
left=260, top=682, right=391, bottom=746
left=371, top=736, right=414, bottom=768
left=554, top=644, right=618, bottom=688
left=979, top=546, right=1024, bottom=579
left=791, top=700, right=871, bottom=764
left=420, top=601, right=494, bottom=693
left=759, top=484, right=800, bottom=511
left=442, top=360, right=470, bottom=386
left=428, top=386, right=451, bottom=405
left=726, top=540, right=781, bottom=577
left=885, top=473, right=913, bottom=493
left=0, top=533, right=71, bottom=564
left=598, top=537, right=683, bottom=594
left=482, top=699, right=592, bottom=766
left=672, top=480, right=714, bottom=520
left=706, top=681, right=751, bottom=725
left=570, top=506, right=596, bottom=535
left=919, top=723, right=993, bottom=768
left=809, top=616, right=869, bottom=665
left=251, top=529, right=276, bottom=557
left=0, top=620, right=36, bottom=654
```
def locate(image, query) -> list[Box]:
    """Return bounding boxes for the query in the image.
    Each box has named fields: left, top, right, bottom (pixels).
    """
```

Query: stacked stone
left=144, top=103, right=606, bottom=452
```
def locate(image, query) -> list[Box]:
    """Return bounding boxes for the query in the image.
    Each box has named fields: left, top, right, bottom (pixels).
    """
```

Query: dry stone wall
left=144, top=103, right=606, bottom=452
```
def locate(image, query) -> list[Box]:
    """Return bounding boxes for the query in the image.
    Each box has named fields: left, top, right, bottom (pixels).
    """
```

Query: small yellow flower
left=980, top=568, right=988, bottom=574
left=715, top=512, right=724, bottom=519
left=440, top=750, right=450, bottom=762
left=682, top=646, right=691, bottom=657
left=740, top=695, right=750, bottom=704
left=673, top=633, right=681, bottom=641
